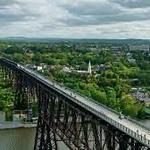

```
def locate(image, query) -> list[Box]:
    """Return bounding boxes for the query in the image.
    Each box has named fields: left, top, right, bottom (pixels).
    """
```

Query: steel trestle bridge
left=0, top=57, right=150, bottom=150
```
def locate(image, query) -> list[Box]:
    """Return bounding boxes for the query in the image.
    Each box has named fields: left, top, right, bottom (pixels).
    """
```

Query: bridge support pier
left=105, top=129, right=116, bottom=150
left=14, top=73, right=28, bottom=110
left=34, top=88, right=58, bottom=150
left=118, top=135, right=129, bottom=150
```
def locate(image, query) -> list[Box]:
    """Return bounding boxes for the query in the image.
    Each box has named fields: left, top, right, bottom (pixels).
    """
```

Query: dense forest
left=0, top=40, right=149, bottom=119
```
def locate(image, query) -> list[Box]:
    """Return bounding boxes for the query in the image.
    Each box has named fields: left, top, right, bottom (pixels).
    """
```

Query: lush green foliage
left=0, top=40, right=149, bottom=118
left=0, top=71, right=14, bottom=111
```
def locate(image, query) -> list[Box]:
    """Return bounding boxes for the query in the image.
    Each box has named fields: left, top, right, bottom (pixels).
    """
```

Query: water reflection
left=0, top=126, right=68, bottom=150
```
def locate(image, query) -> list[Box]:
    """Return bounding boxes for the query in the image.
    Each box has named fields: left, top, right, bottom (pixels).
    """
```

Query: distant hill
left=0, top=37, right=150, bottom=45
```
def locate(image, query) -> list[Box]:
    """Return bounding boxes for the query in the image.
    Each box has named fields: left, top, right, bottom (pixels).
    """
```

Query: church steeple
left=88, top=61, right=92, bottom=74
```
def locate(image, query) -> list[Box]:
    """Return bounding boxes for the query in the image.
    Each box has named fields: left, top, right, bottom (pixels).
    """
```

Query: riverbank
left=0, top=121, right=36, bottom=130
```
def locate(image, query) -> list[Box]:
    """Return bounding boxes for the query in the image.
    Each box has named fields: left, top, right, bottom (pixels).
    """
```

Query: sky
left=0, top=0, right=150, bottom=39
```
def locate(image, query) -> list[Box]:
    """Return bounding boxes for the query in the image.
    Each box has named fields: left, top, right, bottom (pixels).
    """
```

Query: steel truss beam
left=0, top=60, right=149, bottom=150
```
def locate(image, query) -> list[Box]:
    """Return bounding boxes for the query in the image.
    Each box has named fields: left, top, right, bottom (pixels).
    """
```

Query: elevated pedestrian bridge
left=0, top=57, right=150, bottom=150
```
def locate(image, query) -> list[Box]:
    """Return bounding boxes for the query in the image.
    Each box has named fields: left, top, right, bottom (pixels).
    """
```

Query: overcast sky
left=0, top=0, right=150, bottom=39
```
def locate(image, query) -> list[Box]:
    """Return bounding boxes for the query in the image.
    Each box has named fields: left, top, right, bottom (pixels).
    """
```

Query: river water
left=0, top=126, right=69, bottom=150
left=0, top=111, right=68, bottom=150
left=0, top=128, right=36, bottom=150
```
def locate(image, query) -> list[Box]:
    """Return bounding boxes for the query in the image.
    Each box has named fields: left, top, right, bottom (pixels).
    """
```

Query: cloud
left=58, top=0, right=150, bottom=26
left=0, top=1, right=41, bottom=26
left=0, top=0, right=17, bottom=6
left=59, top=0, right=121, bottom=16
left=112, top=0, right=150, bottom=8
left=0, top=0, right=150, bottom=38
left=60, top=9, right=150, bottom=26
